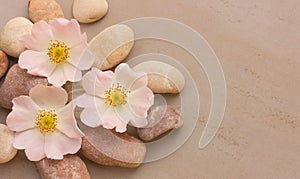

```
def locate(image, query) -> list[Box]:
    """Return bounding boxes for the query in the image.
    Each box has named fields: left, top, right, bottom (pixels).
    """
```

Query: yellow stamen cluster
left=105, top=83, right=130, bottom=106
left=47, top=40, right=70, bottom=64
left=35, top=109, right=58, bottom=133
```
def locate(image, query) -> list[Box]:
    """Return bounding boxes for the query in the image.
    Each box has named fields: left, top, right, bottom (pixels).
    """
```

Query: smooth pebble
left=0, top=124, right=17, bottom=164
left=0, top=50, right=9, bottom=79
left=0, top=17, right=33, bottom=58
left=133, top=61, right=185, bottom=93
left=137, top=105, right=183, bottom=141
left=0, top=64, right=48, bottom=109
left=36, top=155, right=90, bottom=179
left=81, top=126, right=146, bottom=168
left=89, top=24, right=134, bottom=70
left=73, top=0, right=108, bottom=23
left=28, top=0, right=64, bottom=23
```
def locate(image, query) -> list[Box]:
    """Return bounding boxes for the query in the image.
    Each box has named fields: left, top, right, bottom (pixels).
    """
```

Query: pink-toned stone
left=28, top=0, right=64, bottom=23
left=137, top=105, right=183, bottom=141
left=0, top=64, right=48, bottom=109
left=81, top=126, right=146, bottom=168
left=0, top=50, right=8, bottom=79
left=36, top=155, right=90, bottom=179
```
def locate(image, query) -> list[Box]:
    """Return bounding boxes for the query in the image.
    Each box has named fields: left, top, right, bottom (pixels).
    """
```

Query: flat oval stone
left=137, top=105, right=183, bottom=141
left=81, top=126, right=146, bottom=168
left=36, top=155, right=90, bottom=179
left=73, top=0, right=108, bottom=23
left=0, top=123, right=17, bottom=164
left=0, top=50, right=9, bottom=79
left=28, top=0, right=64, bottom=23
left=133, top=61, right=185, bottom=93
left=0, top=17, right=33, bottom=58
left=0, top=64, right=48, bottom=109
left=89, top=24, right=134, bottom=70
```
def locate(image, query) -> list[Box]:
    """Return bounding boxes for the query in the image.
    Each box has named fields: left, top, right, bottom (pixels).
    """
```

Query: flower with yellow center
left=35, top=109, right=58, bottom=133
left=47, top=40, right=70, bottom=64
left=77, top=64, right=154, bottom=133
left=6, top=85, right=84, bottom=161
left=105, top=83, right=130, bottom=106
left=19, top=18, right=94, bottom=87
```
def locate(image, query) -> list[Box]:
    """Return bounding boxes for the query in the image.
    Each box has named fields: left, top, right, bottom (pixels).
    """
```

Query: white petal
left=115, top=104, right=148, bottom=128
left=29, top=85, right=68, bottom=110
left=63, top=63, right=82, bottom=82
left=6, top=96, right=39, bottom=132
left=44, top=131, right=82, bottom=160
left=56, top=102, right=84, bottom=138
left=49, top=18, right=84, bottom=47
left=76, top=93, right=107, bottom=109
left=19, top=20, right=53, bottom=51
left=80, top=107, right=103, bottom=127
left=81, top=68, right=114, bottom=98
left=127, top=87, right=154, bottom=118
left=47, top=66, right=67, bottom=87
left=18, top=50, right=56, bottom=77
left=14, top=129, right=46, bottom=161
left=114, top=63, right=147, bottom=90
left=68, top=40, right=94, bottom=71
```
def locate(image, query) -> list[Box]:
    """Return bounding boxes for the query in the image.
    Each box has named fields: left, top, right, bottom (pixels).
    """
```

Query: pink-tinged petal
left=19, top=50, right=56, bottom=77
left=100, top=107, right=128, bottom=131
left=49, top=18, right=83, bottom=47
left=115, top=104, right=148, bottom=128
left=68, top=36, right=94, bottom=71
left=29, top=85, right=68, bottom=109
left=128, top=87, right=154, bottom=118
left=19, top=20, right=53, bottom=51
left=76, top=93, right=108, bottom=110
left=115, top=63, right=148, bottom=90
left=6, top=96, right=39, bottom=132
left=115, top=119, right=127, bottom=133
left=80, top=107, right=103, bottom=127
left=13, top=129, right=46, bottom=161
left=56, top=102, right=84, bottom=138
left=47, top=66, right=67, bottom=87
left=63, top=63, right=82, bottom=82
left=81, top=68, right=114, bottom=97
left=44, top=131, right=82, bottom=160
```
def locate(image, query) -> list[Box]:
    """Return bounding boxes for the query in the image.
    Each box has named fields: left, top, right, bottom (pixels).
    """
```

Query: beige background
left=1, top=0, right=300, bottom=178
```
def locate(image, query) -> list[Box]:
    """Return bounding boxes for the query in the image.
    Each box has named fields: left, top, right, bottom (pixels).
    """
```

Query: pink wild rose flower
left=19, top=18, right=94, bottom=87
left=77, top=63, right=154, bottom=133
left=6, top=85, right=84, bottom=161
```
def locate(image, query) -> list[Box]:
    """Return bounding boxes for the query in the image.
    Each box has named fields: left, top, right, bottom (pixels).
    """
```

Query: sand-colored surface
left=0, top=0, right=299, bottom=178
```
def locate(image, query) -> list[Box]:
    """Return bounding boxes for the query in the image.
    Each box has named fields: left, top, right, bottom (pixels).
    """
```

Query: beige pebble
left=0, top=124, right=17, bottom=164
left=0, top=50, right=9, bottom=79
left=28, top=0, right=64, bottom=23
left=133, top=61, right=185, bottom=93
left=73, top=0, right=108, bottom=23
left=0, top=17, right=33, bottom=58
left=89, top=24, right=134, bottom=70
left=36, top=155, right=90, bottom=179
left=81, top=126, right=146, bottom=168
